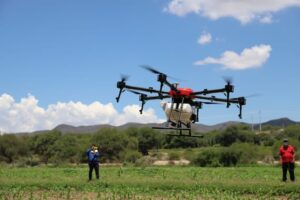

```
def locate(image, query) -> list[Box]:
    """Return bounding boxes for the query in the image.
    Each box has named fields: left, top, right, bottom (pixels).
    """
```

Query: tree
left=136, top=128, right=162, bottom=155
left=28, top=130, right=62, bottom=164
left=216, top=126, right=239, bottom=146
left=51, top=134, right=81, bottom=164
left=0, top=134, right=28, bottom=163
left=92, top=128, right=138, bottom=162
left=284, top=125, right=300, bottom=140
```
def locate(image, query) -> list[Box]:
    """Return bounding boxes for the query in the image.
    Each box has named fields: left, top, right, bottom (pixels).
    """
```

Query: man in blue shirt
left=86, top=144, right=100, bottom=181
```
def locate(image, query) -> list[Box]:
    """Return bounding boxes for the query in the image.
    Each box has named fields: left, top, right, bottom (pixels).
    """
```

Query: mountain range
left=50, top=117, right=299, bottom=134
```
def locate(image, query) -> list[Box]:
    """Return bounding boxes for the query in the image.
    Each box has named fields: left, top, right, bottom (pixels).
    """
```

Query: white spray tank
left=160, top=101, right=193, bottom=125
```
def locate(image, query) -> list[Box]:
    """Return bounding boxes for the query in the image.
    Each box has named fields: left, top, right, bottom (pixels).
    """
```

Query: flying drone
left=116, top=66, right=246, bottom=137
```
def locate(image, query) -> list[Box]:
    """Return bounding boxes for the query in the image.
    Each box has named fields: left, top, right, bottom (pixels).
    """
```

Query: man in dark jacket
left=279, top=139, right=295, bottom=182
left=86, top=144, right=100, bottom=181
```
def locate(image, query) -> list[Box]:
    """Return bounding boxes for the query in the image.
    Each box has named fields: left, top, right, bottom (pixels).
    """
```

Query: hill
left=24, top=117, right=299, bottom=134
left=262, top=117, right=298, bottom=127
left=52, top=121, right=245, bottom=134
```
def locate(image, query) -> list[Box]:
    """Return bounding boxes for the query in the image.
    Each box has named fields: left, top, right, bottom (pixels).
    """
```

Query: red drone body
left=169, top=88, right=195, bottom=99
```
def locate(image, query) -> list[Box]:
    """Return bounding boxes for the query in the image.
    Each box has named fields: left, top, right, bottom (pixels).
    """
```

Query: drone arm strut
left=123, top=85, right=169, bottom=95
left=194, top=95, right=246, bottom=118
left=192, top=88, right=226, bottom=96
left=194, top=95, right=238, bottom=103
left=143, top=95, right=170, bottom=101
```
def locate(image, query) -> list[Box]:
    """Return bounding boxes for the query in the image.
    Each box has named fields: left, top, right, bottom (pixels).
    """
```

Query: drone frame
left=116, top=66, right=246, bottom=137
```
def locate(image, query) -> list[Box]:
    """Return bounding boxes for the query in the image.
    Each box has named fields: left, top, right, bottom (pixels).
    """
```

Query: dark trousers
left=282, top=162, right=295, bottom=181
left=88, top=161, right=99, bottom=180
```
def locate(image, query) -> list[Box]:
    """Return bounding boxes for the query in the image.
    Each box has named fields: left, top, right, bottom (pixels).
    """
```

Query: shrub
left=168, top=151, right=181, bottom=160
left=183, top=148, right=195, bottom=161
left=219, top=149, right=242, bottom=166
left=192, top=149, right=221, bottom=167
left=121, top=150, right=142, bottom=163
left=135, top=156, right=155, bottom=167
left=229, top=143, right=258, bottom=165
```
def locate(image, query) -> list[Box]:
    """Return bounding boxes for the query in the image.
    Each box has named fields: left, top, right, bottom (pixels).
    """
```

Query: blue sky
left=0, top=0, right=300, bottom=132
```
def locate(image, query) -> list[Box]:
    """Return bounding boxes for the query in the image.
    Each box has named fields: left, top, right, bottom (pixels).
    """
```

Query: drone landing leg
left=176, top=97, right=185, bottom=128
left=167, top=99, right=175, bottom=127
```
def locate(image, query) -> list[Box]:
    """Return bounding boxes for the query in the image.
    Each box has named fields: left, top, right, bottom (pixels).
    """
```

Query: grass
left=0, top=165, right=299, bottom=199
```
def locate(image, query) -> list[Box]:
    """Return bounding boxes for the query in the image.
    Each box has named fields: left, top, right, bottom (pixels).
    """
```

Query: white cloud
left=164, top=0, right=300, bottom=24
left=259, top=14, right=273, bottom=24
left=198, top=32, right=212, bottom=45
left=194, top=44, right=272, bottom=70
left=0, top=94, right=164, bottom=133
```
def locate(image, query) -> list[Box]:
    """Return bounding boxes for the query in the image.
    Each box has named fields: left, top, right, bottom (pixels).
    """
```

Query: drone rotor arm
left=194, top=95, right=246, bottom=118
left=123, top=84, right=169, bottom=95
left=143, top=95, right=170, bottom=101
left=191, top=88, right=227, bottom=96
left=194, top=95, right=228, bottom=102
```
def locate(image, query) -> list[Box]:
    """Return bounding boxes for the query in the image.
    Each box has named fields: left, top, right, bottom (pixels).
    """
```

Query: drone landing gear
left=151, top=126, right=203, bottom=138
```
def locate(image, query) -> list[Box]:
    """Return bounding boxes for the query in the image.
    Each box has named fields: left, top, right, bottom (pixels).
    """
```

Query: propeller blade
left=140, top=65, right=182, bottom=82
left=223, top=76, right=233, bottom=85
left=140, top=65, right=162, bottom=75
left=230, top=94, right=260, bottom=101
left=245, top=93, right=261, bottom=98
left=120, top=74, right=129, bottom=82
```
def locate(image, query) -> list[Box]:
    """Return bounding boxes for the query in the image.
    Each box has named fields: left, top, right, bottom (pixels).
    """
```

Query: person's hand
left=95, top=150, right=98, bottom=153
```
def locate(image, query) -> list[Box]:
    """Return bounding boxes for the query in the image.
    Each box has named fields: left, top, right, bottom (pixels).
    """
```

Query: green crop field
left=0, top=166, right=299, bottom=200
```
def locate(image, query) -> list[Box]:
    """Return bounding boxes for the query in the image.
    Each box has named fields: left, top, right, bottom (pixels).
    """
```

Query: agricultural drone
left=116, top=66, right=246, bottom=137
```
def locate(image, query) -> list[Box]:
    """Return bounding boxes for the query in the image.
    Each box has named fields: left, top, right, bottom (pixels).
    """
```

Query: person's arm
left=279, top=147, right=283, bottom=157
left=95, top=150, right=100, bottom=157
left=86, top=149, right=91, bottom=157
left=279, top=147, right=283, bottom=162
left=291, top=146, right=295, bottom=162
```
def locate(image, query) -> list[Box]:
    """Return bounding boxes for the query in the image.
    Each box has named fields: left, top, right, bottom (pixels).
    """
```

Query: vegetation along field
left=1, top=124, right=300, bottom=199
left=0, top=166, right=299, bottom=200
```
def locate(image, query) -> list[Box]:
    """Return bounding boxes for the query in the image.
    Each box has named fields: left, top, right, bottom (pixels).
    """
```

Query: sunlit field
left=0, top=166, right=299, bottom=200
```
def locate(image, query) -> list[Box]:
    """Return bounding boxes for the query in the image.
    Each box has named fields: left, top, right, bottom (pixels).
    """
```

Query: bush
left=183, top=148, right=195, bottom=161
left=192, top=144, right=261, bottom=167
left=192, top=149, right=221, bottom=167
left=121, top=150, right=142, bottom=163
left=229, top=143, right=258, bottom=165
left=149, top=151, right=165, bottom=160
left=168, top=151, right=181, bottom=160
left=219, top=148, right=242, bottom=166
left=135, top=156, right=155, bottom=167
left=92, top=128, right=138, bottom=162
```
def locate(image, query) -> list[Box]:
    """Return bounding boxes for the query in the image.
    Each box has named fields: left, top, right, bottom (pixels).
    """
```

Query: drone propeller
left=229, top=94, right=260, bottom=101
left=223, top=76, right=233, bottom=85
left=244, top=93, right=261, bottom=98
left=141, top=65, right=182, bottom=81
left=121, top=74, right=129, bottom=82
left=141, top=65, right=163, bottom=75
left=140, top=65, right=178, bottom=96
